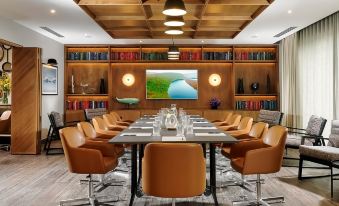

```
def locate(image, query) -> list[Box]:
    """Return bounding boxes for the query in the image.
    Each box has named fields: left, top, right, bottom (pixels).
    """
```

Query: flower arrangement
left=0, top=73, right=11, bottom=93
left=209, top=97, right=221, bottom=109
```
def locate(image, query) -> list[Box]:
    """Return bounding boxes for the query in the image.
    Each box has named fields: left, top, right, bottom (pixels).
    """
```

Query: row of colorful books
left=235, top=100, right=278, bottom=110
left=67, top=52, right=109, bottom=60
left=179, top=52, right=202, bottom=60
left=111, top=52, right=140, bottom=60
left=235, top=51, right=275, bottom=60
left=142, top=52, right=168, bottom=60
left=66, top=100, right=109, bottom=110
left=203, top=51, right=233, bottom=60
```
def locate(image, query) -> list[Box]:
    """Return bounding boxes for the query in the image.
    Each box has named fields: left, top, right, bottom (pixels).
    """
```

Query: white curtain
left=280, top=12, right=339, bottom=137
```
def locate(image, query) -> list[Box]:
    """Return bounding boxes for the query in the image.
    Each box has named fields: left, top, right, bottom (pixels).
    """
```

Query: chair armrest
left=226, top=129, right=249, bottom=137
left=69, top=147, right=106, bottom=173
left=301, top=135, right=325, bottom=145
left=96, top=130, right=120, bottom=139
left=230, top=140, right=264, bottom=159
left=80, top=140, right=117, bottom=157
left=243, top=147, right=282, bottom=174
left=219, top=125, right=237, bottom=131
left=286, top=126, right=306, bottom=131
left=288, top=131, right=307, bottom=135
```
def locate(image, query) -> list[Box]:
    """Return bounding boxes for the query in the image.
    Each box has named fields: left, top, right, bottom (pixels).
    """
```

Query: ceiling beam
left=193, top=0, right=210, bottom=38
left=138, top=0, right=153, bottom=38
left=201, top=16, right=252, bottom=21
left=96, top=15, right=251, bottom=21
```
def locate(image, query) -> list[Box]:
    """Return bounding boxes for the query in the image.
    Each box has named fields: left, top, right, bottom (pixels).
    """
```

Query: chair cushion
left=299, top=145, right=339, bottom=161
left=51, top=111, right=64, bottom=127
left=305, top=115, right=326, bottom=136
left=328, top=134, right=339, bottom=148
left=257, top=110, right=282, bottom=125
left=285, top=134, right=313, bottom=147
left=85, top=108, right=107, bottom=121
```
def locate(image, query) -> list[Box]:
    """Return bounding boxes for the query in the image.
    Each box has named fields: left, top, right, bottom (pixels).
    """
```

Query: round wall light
left=122, top=73, right=135, bottom=86
left=209, top=73, right=221, bottom=86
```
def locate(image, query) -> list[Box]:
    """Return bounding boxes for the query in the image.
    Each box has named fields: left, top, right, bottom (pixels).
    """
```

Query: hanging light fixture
left=168, top=38, right=180, bottom=60
left=165, top=27, right=184, bottom=35
left=163, top=0, right=187, bottom=16
left=164, top=16, right=185, bottom=27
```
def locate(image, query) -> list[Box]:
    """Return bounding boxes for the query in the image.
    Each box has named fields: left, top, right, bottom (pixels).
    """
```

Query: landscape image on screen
left=146, top=70, right=198, bottom=99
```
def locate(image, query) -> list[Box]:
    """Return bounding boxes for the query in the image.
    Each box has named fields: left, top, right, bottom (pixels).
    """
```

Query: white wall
left=0, top=16, right=64, bottom=138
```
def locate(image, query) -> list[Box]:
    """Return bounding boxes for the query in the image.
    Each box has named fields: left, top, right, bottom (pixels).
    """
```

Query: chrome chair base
left=60, top=195, right=119, bottom=206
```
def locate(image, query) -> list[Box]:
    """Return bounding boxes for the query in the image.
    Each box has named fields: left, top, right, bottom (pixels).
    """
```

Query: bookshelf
left=64, top=44, right=279, bottom=121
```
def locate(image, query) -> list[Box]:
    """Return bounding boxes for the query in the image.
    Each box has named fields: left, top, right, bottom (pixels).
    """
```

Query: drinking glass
left=153, top=121, right=161, bottom=136
left=186, top=119, right=194, bottom=135
left=176, top=122, right=184, bottom=136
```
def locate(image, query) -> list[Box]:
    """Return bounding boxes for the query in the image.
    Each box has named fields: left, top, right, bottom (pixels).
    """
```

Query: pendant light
left=165, top=27, right=184, bottom=35
left=163, top=0, right=187, bottom=16
left=164, top=16, right=185, bottom=27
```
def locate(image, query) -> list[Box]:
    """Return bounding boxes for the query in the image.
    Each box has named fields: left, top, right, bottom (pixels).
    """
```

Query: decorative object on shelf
left=2, top=45, right=12, bottom=72
left=163, top=0, right=186, bottom=16
left=209, top=97, right=221, bottom=109
left=42, top=64, right=58, bottom=95
left=0, top=45, right=4, bottom=62
left=80, top=82, right=89, bottom=94
left=209, top=73, right=221, bottom=87
left=0, top=72, right=10, bottom=104
left=250, top=82, right=259, bottom=94
left=266, top=74, right=271, bottom=94
left=237, top=78, right=244, bottom=94
left=164, top=109, right=178, bottom=129
left=71, top=74, right=75, bottom=94
left=122, top=73, right=135, bottom=86
left=116, top=97, right=140, bottom=109
left=99, top=78, right=106, bottom=94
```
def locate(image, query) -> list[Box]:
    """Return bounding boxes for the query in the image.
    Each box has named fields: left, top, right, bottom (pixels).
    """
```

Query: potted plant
left=0, top=73, right=11, bottom=104
left=209, top=97, right=221, bottom=110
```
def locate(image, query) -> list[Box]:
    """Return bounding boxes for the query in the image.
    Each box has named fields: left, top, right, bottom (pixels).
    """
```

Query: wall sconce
left=209, top=73, right=221, bottom=86
left=122, top=73, right=135, bottom=86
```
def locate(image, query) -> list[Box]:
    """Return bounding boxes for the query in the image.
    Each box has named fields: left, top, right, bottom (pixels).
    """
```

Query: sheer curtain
left=280, top=12, right=339, bottom=137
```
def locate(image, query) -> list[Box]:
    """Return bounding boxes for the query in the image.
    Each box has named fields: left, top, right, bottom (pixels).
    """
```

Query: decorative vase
left=99, top=78, right=106, bottom=94
left=266, top=74, right=271, bottom=94
left=237, top=78, right=244, bottom=94
left=164, top=110, right=178, bottom=129
left=211, top=105, right=218, bottom=110
left=3, top=91, right=8, bottom=104
left=250, top=82, right=259, bottom=94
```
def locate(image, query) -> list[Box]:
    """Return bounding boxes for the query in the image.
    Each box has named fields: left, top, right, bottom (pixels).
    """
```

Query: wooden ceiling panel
left=76, top=0, right=273, bottom=39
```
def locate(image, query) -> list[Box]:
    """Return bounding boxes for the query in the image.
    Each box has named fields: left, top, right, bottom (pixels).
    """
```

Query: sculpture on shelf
left=80, top=82, right=89, bottom=94
left=237, top=78, right=244, bottom=94
left=116, top=97, right=140, bottom=109
left=266, top=74, right=271, bottom=94
left=250, top=82, right=259, bottom=94
left=99, top=78, right=106, bottom=94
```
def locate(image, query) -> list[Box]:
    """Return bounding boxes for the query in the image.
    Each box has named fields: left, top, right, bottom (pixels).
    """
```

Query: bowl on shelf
left=116, top=97, right=140, bottom=105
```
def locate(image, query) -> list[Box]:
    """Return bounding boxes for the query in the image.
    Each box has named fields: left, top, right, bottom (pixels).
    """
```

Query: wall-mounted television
left=146, top=69, right=198, bottom=99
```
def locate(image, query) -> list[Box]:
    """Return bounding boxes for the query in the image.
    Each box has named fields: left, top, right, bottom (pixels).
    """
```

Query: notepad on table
left=162, top=136, right=186, bottom=141
left=129, top=126, right=153, bottom=129
left=121, top=133, right=152, bottom=137
left=193, top=126, right=217, bottom=130
left=195, top=132, right=226, bottom=136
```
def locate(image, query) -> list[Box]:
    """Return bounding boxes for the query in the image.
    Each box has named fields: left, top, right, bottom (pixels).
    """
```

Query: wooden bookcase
left=64, top=44, right=279, bottom=122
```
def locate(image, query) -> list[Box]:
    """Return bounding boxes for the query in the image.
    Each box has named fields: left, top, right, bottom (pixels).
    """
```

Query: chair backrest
left=50, top=111, right=64, bottom=128
left=227, top=114, right=242, bottom=126
left=257, top=110, right=284, bottom=126
left=328, top=120, right=339, bottom=148
left=305, top=115, right=327, bottom=136
left=103, top=114, right=118, bottom=126
left=248, top=122, right=269, bottom=139
left=77, top=122, right=97, bottom=139
left=0, top=110, right=11, bottom=120
left=84, top=108, right=107, bottom=122
left=223, top=112, right=233, bottom=123
left=110, top=111, right=122, bottom=121
left=92, top=117, right=109, bottom=131
left=237, top=117, right=253, bottom=131
left=142, top=143, right=206, bottom=198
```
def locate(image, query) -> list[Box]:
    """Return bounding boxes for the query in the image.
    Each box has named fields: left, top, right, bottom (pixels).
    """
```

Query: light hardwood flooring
left=0, top=149, right=338, bottom=206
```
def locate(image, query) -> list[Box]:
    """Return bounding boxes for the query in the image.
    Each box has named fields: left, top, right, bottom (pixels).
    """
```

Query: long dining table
left=109, top=115, right=238, bottom=206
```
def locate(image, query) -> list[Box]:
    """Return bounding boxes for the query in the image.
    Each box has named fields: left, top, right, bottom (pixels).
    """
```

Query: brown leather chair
left=225, top=117, right=253, bottom=137
left=77, top=121, right=124, bottom=157
left=230, top=125, right=287, bottom=205
left=103, top=114, right=128, bottom=131
left=213, top=111, right=233, bottom=125
left=59, top=127, right=120, bottom=206
left=218, top=114, right=242, bottom=131
left=92, top=117, right=122, bottom=136
left=110, top=111, right=134, bottom=124
left=142, top=143, right=206, bottom=204
left=0, top=110, right=11, bottom=151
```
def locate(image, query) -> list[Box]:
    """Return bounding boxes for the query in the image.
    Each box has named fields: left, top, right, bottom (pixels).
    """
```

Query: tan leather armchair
left=77, top=121, right=124, bottom=157
left=102, top=114, right=127, bottom=130
left=59, top=127, right=120, bottom=205
left=229, top=125, right=287, bottom=205
left=218, top=114, right=241, bottom=131
left=92, top=117, right=121, bottom=137
left=213, top=111, right=232, bottom=125
left=0, top=110, right=11, bottom=151
left=110, top=111, right=134, bottom=124
left=142, top=143, right=206, bottom=203
left=226, top=117, right=253, bottom=137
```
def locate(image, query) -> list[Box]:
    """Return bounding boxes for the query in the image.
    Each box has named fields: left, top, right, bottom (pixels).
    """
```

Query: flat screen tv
left=146, top=70, right=198, bottom=99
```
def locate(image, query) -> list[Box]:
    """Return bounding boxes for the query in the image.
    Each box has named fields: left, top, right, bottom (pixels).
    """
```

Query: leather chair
left=92, top=117, right=123, bottom=136
left=142, top=143, right=206, bottom=205
left=212, top=111, right=233, bottom=125
left=217, top=114, right=242, bottom=131
left=59, top=127, right=120, bottom=206
left=0, top=110, right=11, bottom=151
left=102, top=114, right=128, bottom=130
left=225, top=117, right=253, bottom=137
left=110, top=111, right=134, bottom=124
left=230, top=125, right=288, bottom=205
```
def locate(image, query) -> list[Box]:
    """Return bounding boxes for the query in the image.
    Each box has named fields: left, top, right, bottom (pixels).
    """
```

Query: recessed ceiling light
left=84, top=33, right=91, bottom=38
left=288, top=10, right=292, bottom=14
left=201, top=40, right=204, bottom=43
left=251, top=34, right=259, bottom=38
left=50, top=9, right=56, bottom=14
left=139, top=40, right=143, bottom=43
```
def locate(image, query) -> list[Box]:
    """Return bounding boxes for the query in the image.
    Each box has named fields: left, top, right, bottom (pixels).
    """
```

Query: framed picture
left=42, top=65, right=58, bottom=95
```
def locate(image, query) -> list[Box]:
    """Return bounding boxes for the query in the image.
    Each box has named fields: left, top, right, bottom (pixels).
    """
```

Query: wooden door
left=11, top=47, right=41, bottom=154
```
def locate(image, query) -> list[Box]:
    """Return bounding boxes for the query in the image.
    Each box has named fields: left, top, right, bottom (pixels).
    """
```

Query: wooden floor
left=0, top=149, right=338, bottom=206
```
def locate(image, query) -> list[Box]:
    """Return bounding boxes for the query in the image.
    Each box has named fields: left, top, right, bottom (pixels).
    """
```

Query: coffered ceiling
left=76, top=0, right=274, bottom=39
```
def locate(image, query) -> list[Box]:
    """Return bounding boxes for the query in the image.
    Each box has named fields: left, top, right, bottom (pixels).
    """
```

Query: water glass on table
left=186, top=119, right=194, bottom=135
left=153, top=121, right=161, bottom=136
left=176, top=123, right=184, bottom=136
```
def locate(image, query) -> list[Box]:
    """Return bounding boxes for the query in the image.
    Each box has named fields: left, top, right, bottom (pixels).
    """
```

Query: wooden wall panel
left=111, top=63, right=233, bottom=110
left=11, top=47, right=41, bottom=155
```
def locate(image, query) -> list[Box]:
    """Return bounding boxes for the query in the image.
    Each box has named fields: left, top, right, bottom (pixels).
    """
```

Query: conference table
left=109, top=115, right=238, bottom=206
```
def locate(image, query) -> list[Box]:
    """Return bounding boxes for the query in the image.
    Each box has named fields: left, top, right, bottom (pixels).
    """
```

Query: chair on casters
left=212, top=111, right=233, bottom=125
left=0, top=110, right=11, bottom=151
left=110, top=111, right=134, bottom=124
left=217, top=114, right=242, bottom=131
left=59, top=127, right=122, bottom=206
left=298, top=120, right=339, bottom=198
left=142, top=143, right=206, bottom=205
left=230, top=125, right=287, bottom=205
left=225, top=117, right=253, bottom=137
left=102, top=114, right=127, bottom=131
